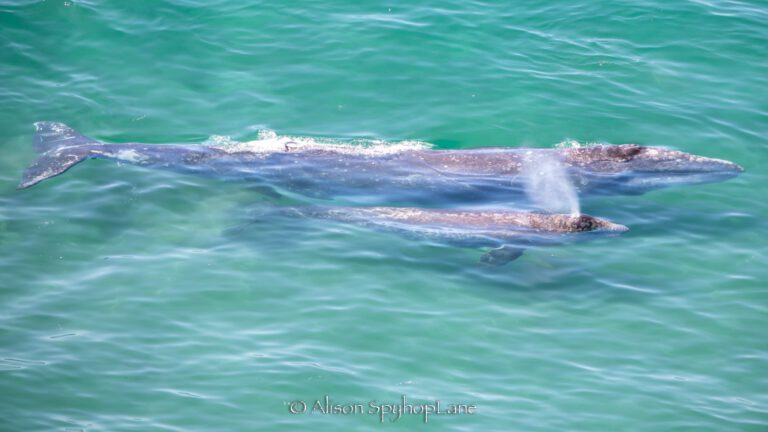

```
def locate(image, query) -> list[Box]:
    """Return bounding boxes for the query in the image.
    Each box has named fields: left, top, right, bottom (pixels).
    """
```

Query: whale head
left=563, top=144, right=743, bottom=194
left=538, top=213, right=629, bottom=234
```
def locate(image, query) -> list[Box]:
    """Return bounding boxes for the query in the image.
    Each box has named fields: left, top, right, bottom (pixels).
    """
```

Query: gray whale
left=275, top=206, right=629, bottom=265
left=19, top=122, right=743, bottom=205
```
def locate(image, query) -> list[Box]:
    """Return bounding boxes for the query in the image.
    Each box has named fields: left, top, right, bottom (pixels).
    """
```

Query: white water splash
left=521, top=150, right=581, bottom=215
left=555, top=139, right=584, bottom=149
left=555, top=139, right=608, bottom=149
left=206, top=129, right=432, bottom=156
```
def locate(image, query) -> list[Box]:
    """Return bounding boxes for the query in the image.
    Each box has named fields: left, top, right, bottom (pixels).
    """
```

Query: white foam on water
left=521, top=150, right=581, bottom=215
left=207, top=129, right=432, bottom=156
left=554, top=139, right=605, bottom=149
left=555, top=139, right=584, bottom=149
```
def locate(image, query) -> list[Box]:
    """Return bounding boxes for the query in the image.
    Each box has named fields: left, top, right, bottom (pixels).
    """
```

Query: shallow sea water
left=0, top=1, right=766, bottom=430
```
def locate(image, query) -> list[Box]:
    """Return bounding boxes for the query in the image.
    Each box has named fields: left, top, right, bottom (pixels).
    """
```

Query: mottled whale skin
left=277, top=206, right=629, bottom=265
left=19, top=122, right=743, bottom=204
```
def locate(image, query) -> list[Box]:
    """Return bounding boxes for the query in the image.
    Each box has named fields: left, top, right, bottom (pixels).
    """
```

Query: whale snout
left=568, top=214, right=628, bottom=233
left=604, top=221, right=629, bottom=233
left=635, top=147, right=743, bottom=176
left=613, top=147, right=744, bottom=191
left=675, top=153, right=743, bottom=177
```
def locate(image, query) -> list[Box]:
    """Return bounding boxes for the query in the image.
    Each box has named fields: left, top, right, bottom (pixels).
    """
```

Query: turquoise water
left=1, top=0, right=766, bottom=430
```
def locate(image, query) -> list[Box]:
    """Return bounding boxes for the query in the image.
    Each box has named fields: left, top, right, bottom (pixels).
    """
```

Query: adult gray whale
left=273, top=206, right=629, bottom=265
left=19, top=122, right=743, bottom=204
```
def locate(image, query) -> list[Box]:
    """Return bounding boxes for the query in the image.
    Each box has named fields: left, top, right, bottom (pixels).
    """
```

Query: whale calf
left=272, top=206, right=629, bottom=265
left=19, top=123, right=743, bottom=204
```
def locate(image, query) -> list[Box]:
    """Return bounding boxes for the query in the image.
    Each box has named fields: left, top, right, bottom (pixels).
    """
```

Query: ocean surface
left=1, top=1, right=766, bottom=430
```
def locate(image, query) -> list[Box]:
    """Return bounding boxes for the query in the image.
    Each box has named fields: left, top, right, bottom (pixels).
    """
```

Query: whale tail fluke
left=19, top=122, right=99, bottom=189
